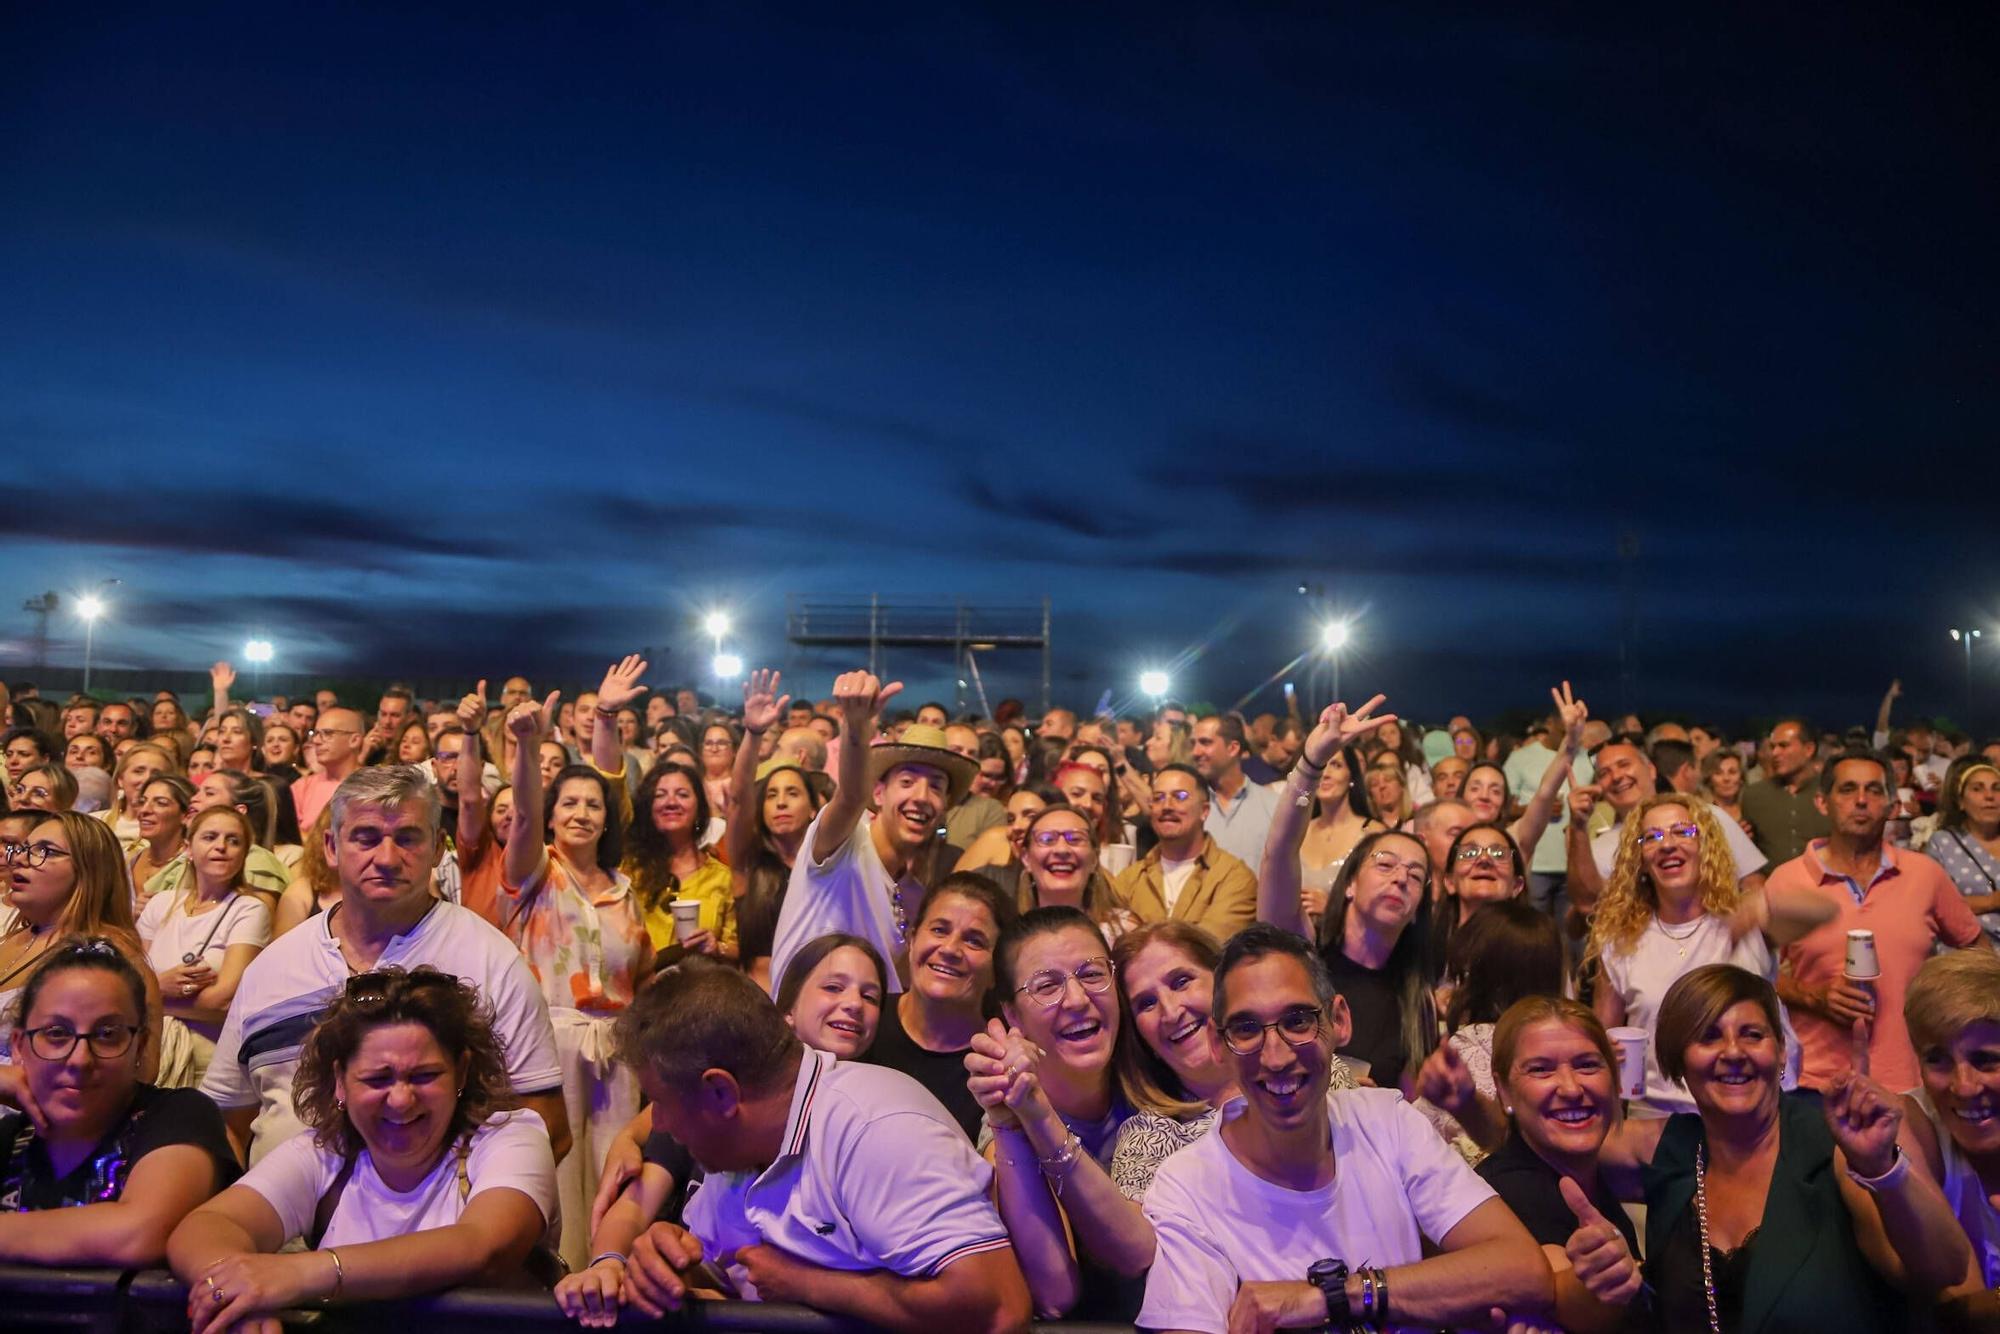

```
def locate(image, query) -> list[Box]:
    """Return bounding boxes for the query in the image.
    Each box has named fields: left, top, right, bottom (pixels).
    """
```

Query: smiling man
left=1568, top=741, right=1766, bottom=911
left=1113, top=764, right=1256, bottom=941
left=1138, top=925, right=1551, bottom=1334
left=201, top=765, right=568, bottom=1167
left=769, top=671, right=975, bottom=995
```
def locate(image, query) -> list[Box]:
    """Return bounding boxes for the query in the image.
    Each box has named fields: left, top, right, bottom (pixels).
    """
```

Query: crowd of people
left=0, top=662, right=1995, bottom=1333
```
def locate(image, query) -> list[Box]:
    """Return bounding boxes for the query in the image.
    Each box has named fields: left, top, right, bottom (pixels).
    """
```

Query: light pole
left=1319, top=620, right=1352, bottom=706
left=78, top=595, right=104, bottom=693
left=1950, top=627, right=1984, bottom=722
left=704, top=611, right=730, bottom=657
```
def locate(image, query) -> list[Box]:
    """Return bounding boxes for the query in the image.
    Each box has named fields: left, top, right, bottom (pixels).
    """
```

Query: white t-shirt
left=685, top=1050, right=1010, bottom=1285
left=1591, top=800, right=1767, bottom=882
left=137, top=889, right=272, bottom=976
left=239, top=1109, right=558, bottom=1249
left=770, top=811, right=920, bottom=997
left=201, top=899, right=564, bottom=1164
left=1159, top=855, right=1200, bottom=917
left=1139, top=1089, right=1495, bottom=1334
left=1597, top=914, right=1798, bottom=1114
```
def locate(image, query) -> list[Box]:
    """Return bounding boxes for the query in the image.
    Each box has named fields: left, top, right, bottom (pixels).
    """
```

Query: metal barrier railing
left=0, top=1265, right=1136, bottom=1334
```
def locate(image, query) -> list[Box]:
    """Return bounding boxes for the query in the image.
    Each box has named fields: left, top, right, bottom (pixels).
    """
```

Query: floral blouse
left=498, top=849, right=651, bottom=1015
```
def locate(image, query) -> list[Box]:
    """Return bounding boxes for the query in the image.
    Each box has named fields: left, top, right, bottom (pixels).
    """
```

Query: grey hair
left=328, top=764, right=442, bottom=839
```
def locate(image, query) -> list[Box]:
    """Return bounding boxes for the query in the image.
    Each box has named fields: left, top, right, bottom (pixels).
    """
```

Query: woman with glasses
left=137, top=806, right=272, bottom=1087
left=1428, top=821, right=1530, bottom=967
left=9, top=763, right=77, bottom=815
left=1588, top=794, right=1832, bottom=1116
left=956, top=783, right=1058, bottom=880
left=964, top=904, right=1147, bottom=1318
left=0, top=939, right=237, bottom=1264
left=1015, top=803, right=1132, bottom=938
left=697, top=721, right=738, bottom=821
left=0, top=813, right=163, bottom=1081
left=168, top=967, right=559, bottom=1325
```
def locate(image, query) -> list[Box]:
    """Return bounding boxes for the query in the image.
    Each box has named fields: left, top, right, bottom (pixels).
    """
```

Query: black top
left=640, top=1126, right=702, bottom=1226
left=1477, top=1128, right=1640, bottom=1252
left=854, top=996, right=982, bottom=1139
left=1652, top=1202, right=1755, bottom=1332
left=1319, top=947, right=1408, bottom=1083
left=0, top=1085, right=238, bottom=1212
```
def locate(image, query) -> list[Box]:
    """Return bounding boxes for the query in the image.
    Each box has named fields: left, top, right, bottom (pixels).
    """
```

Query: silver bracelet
left=589, top=1250, right=628, bottom=1269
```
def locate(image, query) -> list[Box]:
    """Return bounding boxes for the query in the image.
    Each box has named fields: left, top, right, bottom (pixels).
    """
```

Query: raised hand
left=456, top=679, right=489, bottom=731
left=209, top=661, right=237, bottom=692
left=1559, top=1176, right=1642, bottom=1306
left=1824, top=1028, right=1900, bottom=1178
left=506, top=690, right=561, bottom=742
left=830, top=670, right=902, bottom=738
left=1551, top=680, right=1588, bottom=751
left=741, top=669, right=791, bottom=736
left=596, top=654, right=649, bottom=713
left=1301, top=695, right=1397, bottom=769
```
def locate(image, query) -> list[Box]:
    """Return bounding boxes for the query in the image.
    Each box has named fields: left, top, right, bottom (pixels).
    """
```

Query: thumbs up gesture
left=1560, top=1176, right=1642, bottom=1306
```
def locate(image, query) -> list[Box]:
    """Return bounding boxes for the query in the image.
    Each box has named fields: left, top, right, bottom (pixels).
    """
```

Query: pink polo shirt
left=1773, top=840, right=1986, bottom=1091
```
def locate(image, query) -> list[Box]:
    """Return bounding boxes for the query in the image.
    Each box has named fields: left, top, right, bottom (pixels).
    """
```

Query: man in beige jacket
left=1113, top=762, right=1258, bottom=941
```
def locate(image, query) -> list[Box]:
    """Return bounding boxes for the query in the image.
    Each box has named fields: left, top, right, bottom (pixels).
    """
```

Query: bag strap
left=308, top=1150, right=358, bottom=1250
left=1945, top=830, right=1999, bottom=892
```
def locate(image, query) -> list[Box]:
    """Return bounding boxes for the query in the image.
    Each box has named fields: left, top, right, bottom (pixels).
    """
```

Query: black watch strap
left=1306, top=1258, right=1350, bottom=1327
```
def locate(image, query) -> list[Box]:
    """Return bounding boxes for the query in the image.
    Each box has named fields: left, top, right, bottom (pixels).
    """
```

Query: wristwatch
left=1306, top=1258, right=1350, bottom=1327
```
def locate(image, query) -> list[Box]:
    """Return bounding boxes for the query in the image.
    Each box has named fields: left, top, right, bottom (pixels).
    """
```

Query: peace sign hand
left=1551, top=680, right=1588, bottom=751
left=1301, top=695, right=1397, bottom=769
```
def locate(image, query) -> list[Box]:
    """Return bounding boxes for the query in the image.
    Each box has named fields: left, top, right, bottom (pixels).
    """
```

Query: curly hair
left=1587, top=793, right=1740, bottom=964
left=292, top=965, right=517, bottom=1158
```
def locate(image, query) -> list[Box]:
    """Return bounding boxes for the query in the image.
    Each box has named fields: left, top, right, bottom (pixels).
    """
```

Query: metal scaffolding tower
left=785, top=596, right=1051, bottom=716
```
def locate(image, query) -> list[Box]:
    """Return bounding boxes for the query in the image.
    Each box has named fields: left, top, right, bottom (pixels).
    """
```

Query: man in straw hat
left=769, top=670, right=975, bottom=996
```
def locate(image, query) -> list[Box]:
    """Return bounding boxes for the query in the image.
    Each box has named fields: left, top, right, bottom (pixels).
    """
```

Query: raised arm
left=503, top=691, right=562, bottom=892
left=591, top=656, right=647, bottom=780
left=1258, top=697, right=1395, bottom=938
left=1510, top=682, right=1586, bottom=856
left=729, top=670, right=790, bottom=870
left=813, top=671, right=903, bottom=864
left=1873, top=679, right=1900, bottom=749
left=456, top=681, right=489, bottom=859
left=1826, top=1060, right=1972, bottom=1293
left=207, top=661, right=235, bottom=724
left=1564, top=784, right=1607, bottom=913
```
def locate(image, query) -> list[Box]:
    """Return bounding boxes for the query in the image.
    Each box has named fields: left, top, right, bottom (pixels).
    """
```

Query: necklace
left=1693, top=1145, right=1722, bottom=1334
left=1655, top=912, right=1705, bottom=957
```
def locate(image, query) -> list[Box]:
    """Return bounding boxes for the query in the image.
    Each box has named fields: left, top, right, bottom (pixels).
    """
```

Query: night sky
left=4, top=5, right=1995, bottom=730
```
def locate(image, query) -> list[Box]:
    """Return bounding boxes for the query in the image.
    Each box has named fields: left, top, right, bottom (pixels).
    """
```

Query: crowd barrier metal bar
left=1, top=1265, right=1136, bottom=1334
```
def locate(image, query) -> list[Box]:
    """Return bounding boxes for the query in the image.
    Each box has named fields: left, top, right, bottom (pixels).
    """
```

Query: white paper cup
left=1844, top=929, right=1880, bottom=980
left=1607, top=1026, right=1649, bottom=1100
left=1098, top=844, right=1137, bottom=877
left=670, top=899, right=702, bottom=942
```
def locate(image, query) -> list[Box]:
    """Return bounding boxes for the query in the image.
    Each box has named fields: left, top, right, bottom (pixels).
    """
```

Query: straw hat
left=865, top=724, right=975, bottom=806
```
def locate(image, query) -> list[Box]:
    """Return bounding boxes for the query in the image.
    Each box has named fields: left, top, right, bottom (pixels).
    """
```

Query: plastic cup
left=1099, top=844, right=1137, bottom=877
left=1607, top=1026, right=1649, bottom=1100
left=1844, top=929, right=1880, bottom=980
left=670, top=900, right=702, bottom=942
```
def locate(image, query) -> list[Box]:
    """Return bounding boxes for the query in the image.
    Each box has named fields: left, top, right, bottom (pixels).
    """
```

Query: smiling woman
left=166, top=966, right=559, bottom=1323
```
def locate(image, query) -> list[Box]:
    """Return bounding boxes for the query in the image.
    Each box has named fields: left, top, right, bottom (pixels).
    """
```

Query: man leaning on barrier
left=598, top=958, right=1032, bottom=1334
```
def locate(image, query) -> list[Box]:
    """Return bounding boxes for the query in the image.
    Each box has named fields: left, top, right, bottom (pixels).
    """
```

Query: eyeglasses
left=1031, top=828, right=1090, bottom=849
left=1453, top=845, right=1512, bottom=863
left=1219, top=1005, right=1324, bottom=1055
left=2, top=842, right=71, bottom=869
left=1637, top=823, right=1701, bottom=848
left=1014, top=957, right=1114, bottom=1006
left=10, top=785, right=53, bottom=806
left=1150, top=788, right=1196, bottom=805
left=1364, top=851, right=1429, bottom=888
left=21, top=1022, right=141, bottom=1062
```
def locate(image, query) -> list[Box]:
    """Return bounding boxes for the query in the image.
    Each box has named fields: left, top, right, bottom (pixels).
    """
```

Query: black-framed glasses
left=2, top=842, right=71, bottom=869
left=1219, top=1005, right=1324, bottom=1055
left=1014, top=957, right=1114, bottom=1006
left=1637, top=823, right=1701, bottom=848
left=1453, top=845, right=1512, bottom=863
left=21, top=1022, right=141, bottom=1062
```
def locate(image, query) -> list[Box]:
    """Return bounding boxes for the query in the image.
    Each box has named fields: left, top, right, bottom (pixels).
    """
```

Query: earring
left=334, top=1097, right=344, bottom=1112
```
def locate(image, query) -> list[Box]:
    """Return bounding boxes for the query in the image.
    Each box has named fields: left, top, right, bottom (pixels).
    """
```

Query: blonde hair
left=109, top=742, right=180, bottom=816
left=1904, top=950, right=2000, bottom=1054
left=186, top=805, right=257, bottom=895
left=1110, top=921, right=1222, bottom=1118
left=1587, top=793, right=1740, bottom=963
left=11, top=812, right=139, bottom=942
